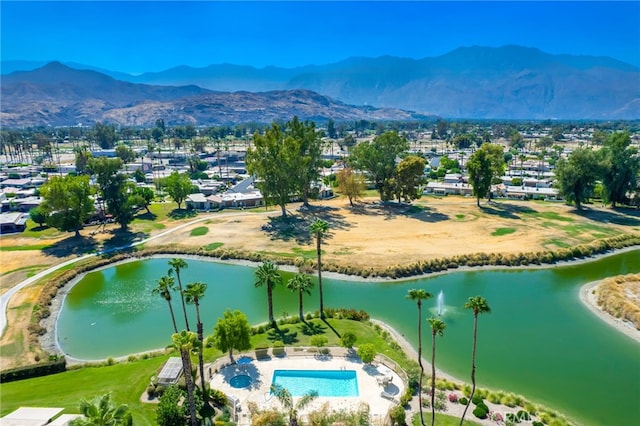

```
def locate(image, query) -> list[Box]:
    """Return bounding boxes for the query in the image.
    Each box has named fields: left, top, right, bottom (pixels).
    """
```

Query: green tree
left=336, top=167, right=365, bottom=206
left=130, top=186, right=154, bottom=214
left=211, top=309, right=252, bottom=362
left=247, top=121, right=306, bottom=216
left=74, top=146, right=92, bottom=174
left=286, top=273, right=314, bottom=322
left=93, top=122, right=118, bottom=149
left=350, top=131, right=409, bottom=200
left=70, top=393, right=132, bottom=426
left=254, top=261, right=282, bottom=326
left=156, top=385, right=186, bottom=426
left=555, top=148, right=601, bottom=209
left=270, top=383, right=318, bottom=426
left=357, top=343, right=377, bottom=364
left=339, top=331, right=357, bottom=348
left=115, top=144, right=136, bottom=163
left=152, top=275, right=178, bottom=333
left=467, top=143, right=505, bottom=207
left=90, top=157, right=135, bottom=230
left=168, top=258, right=190, bottom=331
left=163, top=171, right=193, bottom=209
left=39, top=174, right=94, bottom=237
left=287, top=116, right=323, bottom=207
left=460, top=296, right=491, bottom=426
left=310, top=219, right=329, bottom=319
left=184, top=281, right=207, bottom=398
left=172, top=330, right=200, bottom=426
left=327, top=118, right=337, bottom=139
left=428, top=317, right=446, bottom=426
left=407, top=289, right=433, bottom=425
left=393, top=155, right=426, bottom=202
left=28, top=205, right=49, bottom=227
left=600, top=132, right=639, bottom=207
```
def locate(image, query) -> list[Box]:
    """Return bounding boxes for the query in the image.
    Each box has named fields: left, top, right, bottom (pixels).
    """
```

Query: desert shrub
left=524, top=402, right=538, bottom=415
left=389, top=405, right=406, bottom=425
left=475, top=388, right=488, bottom=398
left=251, top=409, right=286, bottom=426
left=487, top=391, right=501, bottom=404
left=501, top=394, right=518, bottom=407
left=472, top=406, right=488, bottom=419
left=434, top=391, right=447, bottom=412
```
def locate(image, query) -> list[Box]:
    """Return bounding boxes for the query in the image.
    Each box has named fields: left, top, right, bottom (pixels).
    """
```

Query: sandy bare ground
left=1, top=195, right=639, bottom=368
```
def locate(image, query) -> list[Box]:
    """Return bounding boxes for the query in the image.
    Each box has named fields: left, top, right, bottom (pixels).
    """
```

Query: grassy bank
left=594, top=273, right=640, bottom=328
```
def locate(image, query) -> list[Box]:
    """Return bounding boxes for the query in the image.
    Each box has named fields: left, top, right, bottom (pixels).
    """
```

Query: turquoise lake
left=57, top=251, right=640, bottom=425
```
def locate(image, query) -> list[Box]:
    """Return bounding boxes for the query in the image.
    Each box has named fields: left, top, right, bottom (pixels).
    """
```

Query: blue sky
left=2, top=1, right=639, bottom=73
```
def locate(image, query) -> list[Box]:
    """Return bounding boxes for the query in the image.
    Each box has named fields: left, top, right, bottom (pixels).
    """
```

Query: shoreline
left=579, top=280, right=640, bottom=344
left=41, top=246, right=640, bottom=363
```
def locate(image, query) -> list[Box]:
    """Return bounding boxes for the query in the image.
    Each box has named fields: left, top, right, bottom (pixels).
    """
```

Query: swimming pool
left=271, top=370, right=358, bottom=397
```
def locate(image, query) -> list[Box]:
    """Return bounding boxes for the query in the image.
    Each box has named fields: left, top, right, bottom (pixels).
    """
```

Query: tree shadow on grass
left=29, top=225, right=51, bottom=232
left=102, top=229, right=148, bottom=251
left=349, top=201, right=449, bottom=223
left=573, top=207, right=640, bottom=226
left=169, top=208, right=197, bottom=220
left=135, top=211, right=157, bottom=221
left=262, top=215, right=311, bottom=244
left=480, top=201, right=537, bottom=220
left=42, top=234, right=99, bottom=257
left=300, top=321, right=326, bottom=336
left=267, top=326, right=299, bottom=344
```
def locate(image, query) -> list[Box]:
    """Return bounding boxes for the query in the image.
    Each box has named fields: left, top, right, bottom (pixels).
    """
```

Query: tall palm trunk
left=267, top=285, right=274, bottom=325
left=167, top=301, right=179, bottom=334
left=176, top=274, right=190, bottom=331
left=460, top=314, right=478, bottom=425
left=431, top=330, right=437, bottom=426
left=316, top=235, right=324, bottom=319
left=298, top=290, right=304, bottom=322
left=417, top=300, right=425, bottom=426
left=195, top=302, right=207, bottom=399
left=180, top=349, right=198, bottom=426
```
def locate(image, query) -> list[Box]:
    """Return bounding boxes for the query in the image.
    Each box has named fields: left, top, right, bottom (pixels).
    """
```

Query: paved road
left=0, top=209, right=278, bottom=336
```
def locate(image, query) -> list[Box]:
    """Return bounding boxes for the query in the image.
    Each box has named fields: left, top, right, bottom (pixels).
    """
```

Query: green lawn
left=412, top=412, right=480, bottom=425
left=190, top=226, right=209, bottom=237
left=0, top=357, right=167, bottom=425
left=491, top=227, right=516, bottom=237
left=2, top=318, right=412, bottom=423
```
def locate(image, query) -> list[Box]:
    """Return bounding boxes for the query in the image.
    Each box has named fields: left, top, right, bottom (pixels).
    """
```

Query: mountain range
left=2, top=45, right=639, bottom=126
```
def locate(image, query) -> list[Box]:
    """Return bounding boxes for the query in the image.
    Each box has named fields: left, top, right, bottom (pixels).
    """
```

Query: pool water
left=272, top=370, right=358, bottom=397
left=230, top=374, right=252, bottom=388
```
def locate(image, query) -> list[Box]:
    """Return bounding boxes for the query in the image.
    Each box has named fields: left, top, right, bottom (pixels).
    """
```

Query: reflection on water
left=57, top=251, right=640, bottom=425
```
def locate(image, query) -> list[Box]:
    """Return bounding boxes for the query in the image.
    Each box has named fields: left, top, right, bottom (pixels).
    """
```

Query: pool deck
left=208, top=347, right=404, bottom=425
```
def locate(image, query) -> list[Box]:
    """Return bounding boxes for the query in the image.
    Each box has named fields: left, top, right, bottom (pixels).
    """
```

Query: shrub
left=476, top=402, right=489, bottom=413
left=458, top=397, right=468, bottom=406
left=516, top=410, right=531, bottom=421
left=501, top=394, right=518, bottom=407
left=472, top=406, right=488, bottom=419
left=339, top=331, right=357, bottom=348
left=389, top=404, right=406, bottom=425
left=0, top=358, right=66, bottom=383
left=471, top=394, right=484, bottom=405
left=448, top=393, right=459, bottom=403
left=532, top=422, right=544, bottom=426
left=209, top=388, right=227, bottom=406
left=490, top=412, right=504, bottom=423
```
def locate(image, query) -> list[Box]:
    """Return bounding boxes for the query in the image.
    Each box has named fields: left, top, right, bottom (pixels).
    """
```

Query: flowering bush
left=490, top=411, right=504, bottom=423
left=448, top=393, right=459, bottom=403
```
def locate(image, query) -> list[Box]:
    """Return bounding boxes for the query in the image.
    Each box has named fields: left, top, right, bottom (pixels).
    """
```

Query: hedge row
left=28, top=234, right=640, bottom=353
left=1, top=358, right=66, bottom=382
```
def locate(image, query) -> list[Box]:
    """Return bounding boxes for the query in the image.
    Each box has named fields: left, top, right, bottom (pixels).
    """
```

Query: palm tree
left=460, top=296, right=491, bottom=426
left=152, top=275, right=178, bottom=333
left=184, top=281, right=208, bottom=400
left=407, top=288, right=433, bottom=426
left=254, top=261, right=282, bottom=327
left=428, top=317, right=446, bottom=426
left=309, top=218, right=329, bottom=319
left=172, top=330, right=201, bottom=426
left=286, top=273, right=314, bottom=321
left=270, top=383, right=318, bottom=426
left=70, top=393, right=131, bottom=425
left=168, top=258, right=191, bottom=331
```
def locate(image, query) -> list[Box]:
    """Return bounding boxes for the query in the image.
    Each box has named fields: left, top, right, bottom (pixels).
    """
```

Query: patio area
left=208, top=347, right=405, bottom=425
